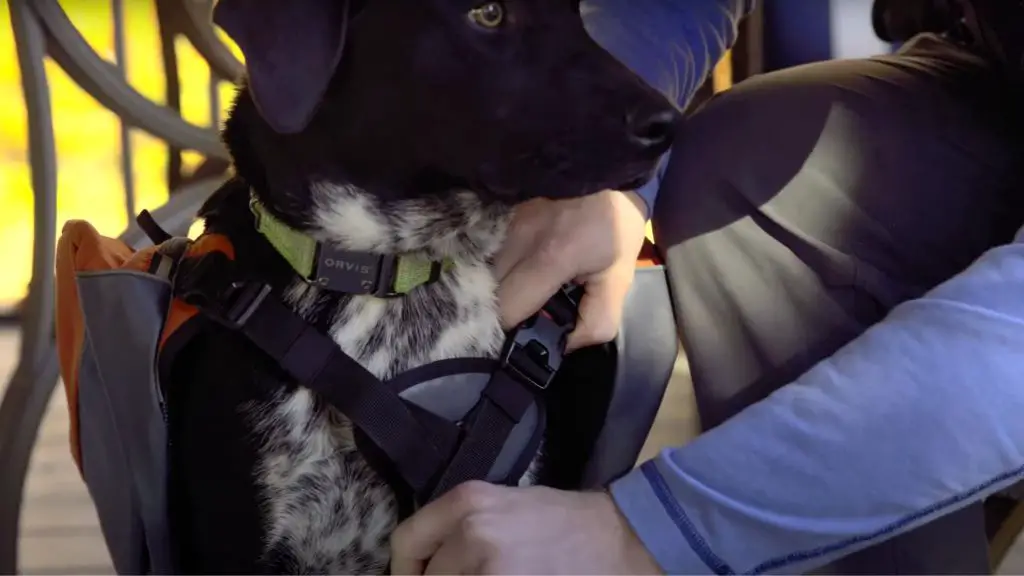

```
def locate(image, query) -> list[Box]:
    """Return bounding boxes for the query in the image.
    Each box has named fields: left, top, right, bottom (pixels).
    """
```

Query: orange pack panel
left=54, top=226, right=235, bottom=473
left=55, top=221, right=159, bottom=473
left=157, top=233, right=236, bottom=350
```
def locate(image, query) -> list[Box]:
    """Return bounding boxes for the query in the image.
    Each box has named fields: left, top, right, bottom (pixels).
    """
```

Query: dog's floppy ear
left=213, top=0, right=350, bottom=134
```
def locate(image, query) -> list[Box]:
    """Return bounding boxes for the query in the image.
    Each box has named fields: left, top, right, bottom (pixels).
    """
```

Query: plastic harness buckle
left=215, top=281, right=272, bottom=328
left=177, top=253, right=271, bottom=329
left=500, top=283, right=582, bottom=390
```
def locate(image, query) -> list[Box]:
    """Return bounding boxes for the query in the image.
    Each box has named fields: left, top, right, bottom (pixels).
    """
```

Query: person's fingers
left=422, top=530, right=478, bottom=576
left=565, top=266, right=634, bottom=352
left=389, top=481, right=495, bottom=575
left=389, top=497, right=461, bottom=575
left=389, top=543, right=427, bottom=576
left=496, top=242, right=576, bottom=330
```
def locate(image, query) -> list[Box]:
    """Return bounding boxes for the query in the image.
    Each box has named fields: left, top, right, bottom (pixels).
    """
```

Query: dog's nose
left=627, top=108, right=680, bottom=153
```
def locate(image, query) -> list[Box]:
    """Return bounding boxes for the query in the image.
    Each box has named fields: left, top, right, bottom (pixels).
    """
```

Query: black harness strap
left=175, top=251, right=579, bottom=504
left=427, top=285, right=580, bottom=500
left=428, top=370, right=536, bottom=498
left=176, top=254, right=457, bottom=494
left=237, top=291, right=461, bottom=493
left=137, top=209, right=173, bottom=244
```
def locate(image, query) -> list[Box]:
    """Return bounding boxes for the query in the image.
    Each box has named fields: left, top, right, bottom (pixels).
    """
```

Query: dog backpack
left=54, top=210, right=678, bottom=575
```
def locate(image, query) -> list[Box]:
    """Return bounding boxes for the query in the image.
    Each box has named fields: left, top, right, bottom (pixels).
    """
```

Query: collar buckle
left=369, top=255, right=401, bottom=298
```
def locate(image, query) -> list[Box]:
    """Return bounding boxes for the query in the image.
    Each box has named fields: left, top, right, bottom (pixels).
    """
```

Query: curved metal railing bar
left=0, top=0, right=233, bottom=571
left=156, top=0, right=188, bottom=193
left=154, top=0, right=240, bottom=192
left=33, top=0, right=228, bottom=159
left=112, top=0, right=137, bottom=223
left=170, top=0, right=244, bottom=83
left=118, top=177, right=224, bottom=250
left=0, top=0, right=62, bottom=571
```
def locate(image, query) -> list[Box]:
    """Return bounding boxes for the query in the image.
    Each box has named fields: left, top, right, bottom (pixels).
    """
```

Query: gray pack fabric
left=582, top=266, right=677, bottom=488
left=62, top=230, right=677, bottom=575
left=75, top=270, right=175, bottom=574
left=398, top=370, right=543, bottom=484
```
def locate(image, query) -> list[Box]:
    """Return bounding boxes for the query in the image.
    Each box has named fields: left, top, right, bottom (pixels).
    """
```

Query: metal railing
left=0, top=0, right=240, bottom=571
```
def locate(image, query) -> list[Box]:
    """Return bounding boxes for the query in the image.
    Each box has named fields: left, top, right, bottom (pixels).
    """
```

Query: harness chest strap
left=428, top=286, right=579, bottom=499
left=175, top=254, right=460, bottom=493
left=137, top=197, right=573, bottom=501
left=244, top=199, right=573, bottom=497
left=172, top=244, right=575, bottom=502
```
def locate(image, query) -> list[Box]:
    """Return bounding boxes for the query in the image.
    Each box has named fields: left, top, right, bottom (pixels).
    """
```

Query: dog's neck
left=211, top=178, right=514, bottom=378
left=222, top=93, right=512, bottom=266
left=303, top=182, right=511, bottom=265
left=259, top=181, right=512, bottom=379
left=205, top=92, right=513, bottom=380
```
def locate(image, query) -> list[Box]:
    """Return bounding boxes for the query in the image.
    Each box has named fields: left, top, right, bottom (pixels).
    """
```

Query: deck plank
left=0, top=329, right=114, bottom=574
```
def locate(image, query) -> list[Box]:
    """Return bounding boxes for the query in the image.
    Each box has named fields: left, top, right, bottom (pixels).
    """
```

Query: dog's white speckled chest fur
left=241, top=183, right=529, bottom=573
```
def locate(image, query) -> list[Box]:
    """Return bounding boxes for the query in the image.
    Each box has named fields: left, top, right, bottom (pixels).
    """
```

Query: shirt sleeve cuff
left=609, top=461, right=715, bottom=574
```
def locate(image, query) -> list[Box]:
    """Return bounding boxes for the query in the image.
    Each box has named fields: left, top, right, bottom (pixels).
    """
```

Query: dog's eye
left=468, top=2, right=505, bottom=29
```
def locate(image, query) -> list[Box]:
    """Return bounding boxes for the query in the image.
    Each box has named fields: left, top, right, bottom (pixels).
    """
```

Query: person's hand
left=495, top=189, right=648, bottom=351
left=389, top=481, right=662, bottom=575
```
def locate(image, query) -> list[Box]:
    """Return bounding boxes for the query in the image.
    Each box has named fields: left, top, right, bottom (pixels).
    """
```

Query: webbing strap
left=176, top=255, right=457, bottom=494
left=238, top=294, right=459, bottom=492
left=427, top=285, right=582, bottom=500
left=175, top=252, right=578, bottom=503
left=137, top=209, right=173, bottom=245
left=428, top=369, right=536, bottom=500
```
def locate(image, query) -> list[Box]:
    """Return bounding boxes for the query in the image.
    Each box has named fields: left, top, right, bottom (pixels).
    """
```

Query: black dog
left=166, top=0, right=679, bottom=573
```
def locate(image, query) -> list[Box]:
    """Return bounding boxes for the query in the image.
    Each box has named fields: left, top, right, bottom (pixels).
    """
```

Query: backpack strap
left=137, top=209, right=175, bottom=245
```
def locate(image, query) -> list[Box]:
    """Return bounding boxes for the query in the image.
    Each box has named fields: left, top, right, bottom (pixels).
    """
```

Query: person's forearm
left=582, top=0, right=754, bottom=215
left=611, top=228, right=1024, bottom=574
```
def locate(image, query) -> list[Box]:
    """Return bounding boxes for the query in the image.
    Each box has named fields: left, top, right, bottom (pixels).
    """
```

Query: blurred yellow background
left=0, top=2, right=730, bottom=311
left=0, top=0, right=238, bottom=310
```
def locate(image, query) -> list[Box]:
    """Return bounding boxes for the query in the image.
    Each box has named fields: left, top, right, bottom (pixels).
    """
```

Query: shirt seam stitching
left=641, top=460, right=736, bottom=575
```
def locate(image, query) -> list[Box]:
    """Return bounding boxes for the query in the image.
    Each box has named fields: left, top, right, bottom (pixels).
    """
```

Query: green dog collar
left=250, top=196, right=452, bottom=296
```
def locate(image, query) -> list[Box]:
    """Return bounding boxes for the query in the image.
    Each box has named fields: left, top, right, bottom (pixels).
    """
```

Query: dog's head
left=216, top=0, right=680, bottom=207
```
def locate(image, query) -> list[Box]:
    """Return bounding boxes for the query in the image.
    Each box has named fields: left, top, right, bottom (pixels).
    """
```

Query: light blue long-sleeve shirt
left=586, top=2, right=1024, bottom=574
left=611, top=223, right=1024, bottom=574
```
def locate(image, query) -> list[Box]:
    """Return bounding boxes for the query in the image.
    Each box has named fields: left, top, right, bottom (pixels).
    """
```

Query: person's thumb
left=565, top=266, right=634, bottom=352
left=497, top=248, right=575, bottom=330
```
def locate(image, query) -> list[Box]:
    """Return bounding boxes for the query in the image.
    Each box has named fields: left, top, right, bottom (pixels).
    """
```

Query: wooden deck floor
left=3, top=326, right=1022, bottom=574
left=0, top=330, right=113, bottom=574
